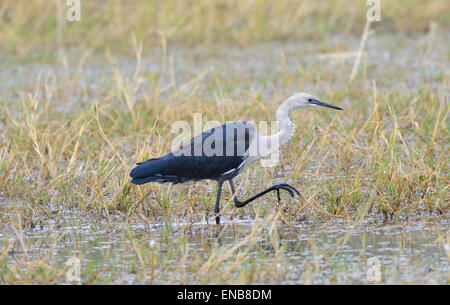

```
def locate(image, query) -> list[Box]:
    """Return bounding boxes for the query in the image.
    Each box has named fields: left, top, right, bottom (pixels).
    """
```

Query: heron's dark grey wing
left=171, top=128, right=215, bottom=157
left=172, top=122, right=256, bottom=157
left=223, top=121, right=256, bottom=155
left=130, top=122, right=257, bottom=184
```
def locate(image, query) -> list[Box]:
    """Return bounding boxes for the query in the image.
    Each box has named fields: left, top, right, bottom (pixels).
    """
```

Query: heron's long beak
left=310, top=99, right=343, bottom=110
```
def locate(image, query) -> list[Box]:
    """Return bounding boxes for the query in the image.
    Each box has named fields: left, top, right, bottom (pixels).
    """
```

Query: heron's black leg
left=229, top=179, right=300, bottom=208
left=214, top=181, right=224, bottom=224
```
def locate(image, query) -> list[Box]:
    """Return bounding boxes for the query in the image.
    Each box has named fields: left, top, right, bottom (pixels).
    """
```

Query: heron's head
left=288, top=92, right=343, bottom=111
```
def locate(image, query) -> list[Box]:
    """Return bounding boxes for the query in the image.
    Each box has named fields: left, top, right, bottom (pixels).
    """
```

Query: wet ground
left=1, top=206, right=448, bottom=284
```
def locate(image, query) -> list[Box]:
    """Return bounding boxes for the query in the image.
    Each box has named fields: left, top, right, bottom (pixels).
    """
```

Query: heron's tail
left=130, top=157, right=178, bottom=185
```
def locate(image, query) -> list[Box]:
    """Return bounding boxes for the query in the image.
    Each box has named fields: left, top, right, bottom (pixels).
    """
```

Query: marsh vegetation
left=0, top=0, right=448, bottom=284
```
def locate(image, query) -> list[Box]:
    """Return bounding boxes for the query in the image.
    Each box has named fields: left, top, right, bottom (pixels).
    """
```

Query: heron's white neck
left=274, top=100, right=296, bottom=148
left=255, top=98, right=296, bottom=159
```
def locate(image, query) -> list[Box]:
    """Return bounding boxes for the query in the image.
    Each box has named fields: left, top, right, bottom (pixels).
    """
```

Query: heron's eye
left=308, top=98, right=313, bottom=102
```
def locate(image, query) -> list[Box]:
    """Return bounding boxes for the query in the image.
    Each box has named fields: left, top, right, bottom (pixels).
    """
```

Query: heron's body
left=130, top=92, right=343, bottom=224
left=131, top=121, right=256, bottom=184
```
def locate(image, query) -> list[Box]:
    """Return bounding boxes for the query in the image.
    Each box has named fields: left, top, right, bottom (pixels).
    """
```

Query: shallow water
left=1, top=205, right=448, bottom=284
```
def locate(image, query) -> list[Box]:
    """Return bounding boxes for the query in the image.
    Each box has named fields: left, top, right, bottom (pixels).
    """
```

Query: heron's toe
left=276, top=185, right=295, bottom=197
left=279, top=183, right=301, bottom=196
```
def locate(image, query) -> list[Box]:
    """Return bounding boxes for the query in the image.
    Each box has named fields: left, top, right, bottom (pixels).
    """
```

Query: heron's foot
left=273, top=183, right=300, bottom=202
left=232, top=183, right=300, bottom=208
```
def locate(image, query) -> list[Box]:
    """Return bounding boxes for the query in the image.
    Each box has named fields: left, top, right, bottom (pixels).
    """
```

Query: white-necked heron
left=130, top=92, right=343, bottom=224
